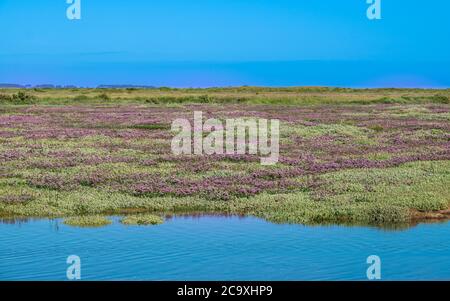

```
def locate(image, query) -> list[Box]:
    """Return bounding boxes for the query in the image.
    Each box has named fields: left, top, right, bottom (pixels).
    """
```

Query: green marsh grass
left=63, top=216, right=112, bottom=228
left=0, top=88, right=449, bottom=227
left=120, top=214, right=164, bottom=226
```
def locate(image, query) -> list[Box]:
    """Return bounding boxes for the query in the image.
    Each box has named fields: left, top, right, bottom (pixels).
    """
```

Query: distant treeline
left=0, top=84, right=156, bottom=89
left=1, top=83, right=450, bottom=93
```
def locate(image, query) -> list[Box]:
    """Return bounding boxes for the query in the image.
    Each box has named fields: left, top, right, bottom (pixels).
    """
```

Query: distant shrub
left=72, top=94, right=90, bottom=101
left=158, top=87, right=173, bottom=91
left=145, top=94, right=215, bottom=104
left=0, top=94, right=11, bottom=101
left=431, top=94, right=449, bottom=104
left=97, top=93, right=110, bottom=101
left=198, top=94, right=213, bottom=103
left=369, top=125, right=384, bottom=132
left=15, top=91, right=34, bottom=101
left=378, top=97, right=403, bottom=104
left=0, top=91, right=36, bottom=104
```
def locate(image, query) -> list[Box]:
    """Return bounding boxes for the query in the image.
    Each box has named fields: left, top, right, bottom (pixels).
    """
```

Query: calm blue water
left=0, top=216, right=449, bottom=280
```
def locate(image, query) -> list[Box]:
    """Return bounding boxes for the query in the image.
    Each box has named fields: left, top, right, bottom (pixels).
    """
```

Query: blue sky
left=1, top=0, right=449, bottom=87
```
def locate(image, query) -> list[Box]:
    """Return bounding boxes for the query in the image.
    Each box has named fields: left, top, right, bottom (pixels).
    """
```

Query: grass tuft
left=120, top=214, right=164, bottom=226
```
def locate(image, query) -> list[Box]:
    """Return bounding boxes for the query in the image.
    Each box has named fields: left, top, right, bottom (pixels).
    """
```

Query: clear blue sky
left=1, top=0, right=449, bottom=87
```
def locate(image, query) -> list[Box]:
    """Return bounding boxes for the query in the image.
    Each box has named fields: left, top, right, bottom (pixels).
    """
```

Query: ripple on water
left=0, top=216, right=449, bottom=280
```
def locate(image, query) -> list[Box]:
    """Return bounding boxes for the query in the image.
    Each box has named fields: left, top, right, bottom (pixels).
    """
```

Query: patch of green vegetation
left=129, top=123, right=171, bottom=130
left=315, top=160, right=450, bottom=213
left=1, top=161, right=448, bottom=227
left=145, top=95, right=215, bottom=104
left=283, top=123, right=371, bottom=139
left=253, top=160, right=450, bottom=225
left=120, top=214, right=164, bottom=226
left=97, top=93, right=110, bottom=101
left=0, top=92, right=36, bottom=104
left=400, top=94, right=450, bottom=104
left=367, top=153, right=392, bottom=161
left=1, top=87, right=449, bottom=106
left=63, top=216, right=112, bottom=228
left=368, top=125, right=384, bottom=132
left=410, top=129, right=448, bottom=140
left=72, top=95, right=91, bottom=102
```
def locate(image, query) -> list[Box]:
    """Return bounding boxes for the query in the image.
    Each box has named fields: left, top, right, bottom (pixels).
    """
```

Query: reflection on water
left=0, top=215, right=449, bottom=280
left=3, top=213, right=447, bottom=231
